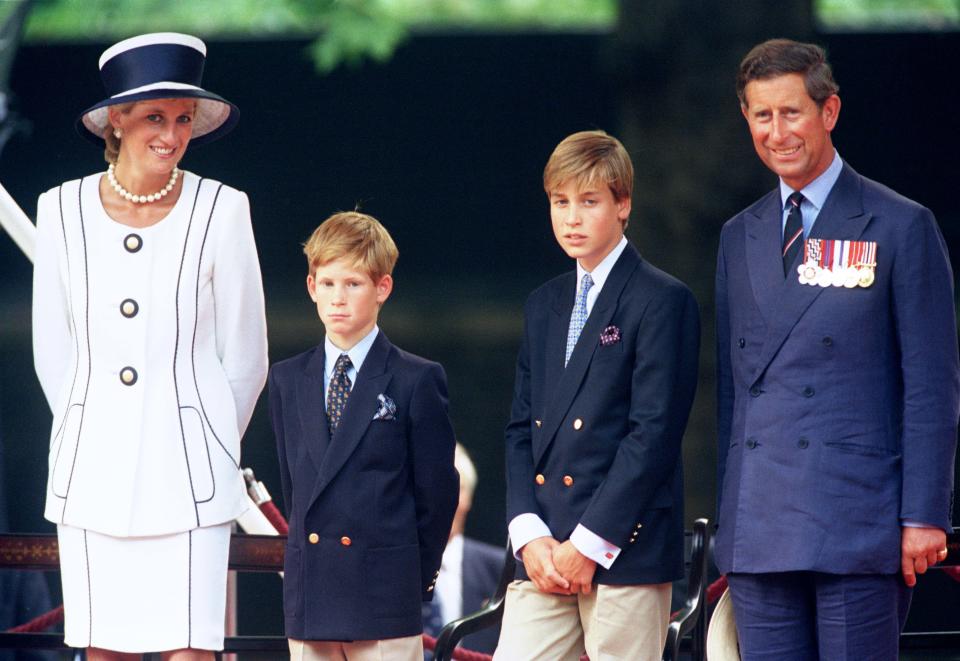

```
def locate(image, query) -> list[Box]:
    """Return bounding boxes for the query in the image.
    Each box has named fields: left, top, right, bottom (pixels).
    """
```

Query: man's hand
left=552, top=540, right=597, bottom=594
left=520, top=536, right=571, bottom=594
left=901, top=526, right=947, bottom=587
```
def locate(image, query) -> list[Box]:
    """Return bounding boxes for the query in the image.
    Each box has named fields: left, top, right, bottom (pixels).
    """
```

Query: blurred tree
left=25, top=0, right=615, bottom=72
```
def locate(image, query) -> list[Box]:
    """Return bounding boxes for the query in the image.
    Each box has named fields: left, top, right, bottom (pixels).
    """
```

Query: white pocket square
left=372, top=393, right=397, bottom=421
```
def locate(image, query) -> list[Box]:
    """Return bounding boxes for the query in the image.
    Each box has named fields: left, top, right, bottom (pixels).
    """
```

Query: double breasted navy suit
left=715, top=163, right=960, bottom=576
left=505, top=243, right=700, bottom=585
left=269, top=331, right=459, bottom=641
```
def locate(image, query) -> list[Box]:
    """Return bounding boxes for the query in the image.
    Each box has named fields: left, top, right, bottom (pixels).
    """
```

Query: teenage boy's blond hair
left=303, top=211, right=399, bottom=282
left=543, top=130, right=634, bottom=228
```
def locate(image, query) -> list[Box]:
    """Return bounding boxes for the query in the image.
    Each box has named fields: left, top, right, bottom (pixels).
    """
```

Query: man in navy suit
left=270, top=211, right=459, bottom=660
left=716, top=39, right=959, bottom=660
left=496, top=130, right=700, bottom=660
left=422, top=443, right=503, bottom=655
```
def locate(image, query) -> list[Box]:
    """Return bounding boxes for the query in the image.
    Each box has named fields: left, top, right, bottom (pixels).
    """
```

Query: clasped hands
left=521, top=536, right=597, bottom=595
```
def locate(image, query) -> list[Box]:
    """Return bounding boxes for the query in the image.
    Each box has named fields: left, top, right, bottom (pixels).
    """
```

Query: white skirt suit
left=31, top=171, right=268, bottom=651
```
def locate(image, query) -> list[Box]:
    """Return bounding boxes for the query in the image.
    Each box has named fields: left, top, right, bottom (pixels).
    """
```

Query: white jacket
left=32, top=172, right=268, bottom=536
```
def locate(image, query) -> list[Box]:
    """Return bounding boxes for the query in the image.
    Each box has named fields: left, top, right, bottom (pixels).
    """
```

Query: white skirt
left=57, top=523, right=231, bottom=652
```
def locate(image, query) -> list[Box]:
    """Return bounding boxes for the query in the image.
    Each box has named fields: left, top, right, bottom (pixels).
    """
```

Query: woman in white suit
left=31, top=33, right=268, bottom=660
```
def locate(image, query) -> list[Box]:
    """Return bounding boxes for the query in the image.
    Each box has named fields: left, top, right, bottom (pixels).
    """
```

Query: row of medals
left=798, top=261, right=876, bottom=288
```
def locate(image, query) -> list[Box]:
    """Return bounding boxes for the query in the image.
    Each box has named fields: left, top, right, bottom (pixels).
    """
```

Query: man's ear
left=376, top=274, right=394, bottom=304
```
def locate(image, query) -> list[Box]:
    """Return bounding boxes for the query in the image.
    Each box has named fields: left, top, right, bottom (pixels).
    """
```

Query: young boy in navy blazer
left=269, top=211, right=459, bottom=660
left=496, top=131, right=700, bottom=660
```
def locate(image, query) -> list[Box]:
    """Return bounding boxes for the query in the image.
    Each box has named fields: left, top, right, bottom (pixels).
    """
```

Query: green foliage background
left=16, top=0, right=960, bottom=75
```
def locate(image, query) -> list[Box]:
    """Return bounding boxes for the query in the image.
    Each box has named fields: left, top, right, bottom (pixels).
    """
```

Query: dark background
left=1, top=27, right=958, bottom=637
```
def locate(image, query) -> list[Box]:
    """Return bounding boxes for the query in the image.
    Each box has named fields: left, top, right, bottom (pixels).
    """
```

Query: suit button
left=340, top=536, right=352, bottom=546
left=797, top=438, right=809, bottom=449
left=802, top=386, right=815, bottom=398
left=119, top=366, right=138, bottom=385
left=746, top=438, right=758, bottom=449
left=738, top=338, right=746, bottom=349
left=573, top=418, right=583, bottom=430
left=636, top=523, right=642, bottom=529
left=535, top=474, right=545, bottom=485
left=120, top=298, right=139, bottom=318
left=749, top=385, right=761, bottom=397
left=308, top=533, right=319, bottom=544
left=535, top=419, right=542, bottom=428
left=123, top=233, right=143, bottom=253
left=563, top=475, right=574, bottom=487
left=822, top=336, right=833, bottom=347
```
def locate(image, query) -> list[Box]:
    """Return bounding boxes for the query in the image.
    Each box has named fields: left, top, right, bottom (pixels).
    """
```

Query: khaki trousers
left=288, top=634, right=422, bottom=661
left=494, top=580, right=672, bottom=661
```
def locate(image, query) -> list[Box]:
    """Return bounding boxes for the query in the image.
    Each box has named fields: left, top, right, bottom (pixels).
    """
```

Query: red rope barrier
left=422, top=633, right=493, bottom=660
left=5, top=605, right=63, bottom=633
left=707, top=575, right=729, bottom=604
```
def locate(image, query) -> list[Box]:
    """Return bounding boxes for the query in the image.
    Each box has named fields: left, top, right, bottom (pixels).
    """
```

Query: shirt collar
left=780, top=150, right=843, bottom=213
left=576, top=235, right=627, bottom=292
left=325, top=325, right=379, bottom=380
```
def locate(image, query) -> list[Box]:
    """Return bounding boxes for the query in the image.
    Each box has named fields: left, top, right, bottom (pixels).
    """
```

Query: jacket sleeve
left=211, top=189, right=268, bottom=437
left=715, top=231, right=734, bottom=510
left=268, top=367, right=294, bottom=521
left=32, top=188, right=73, bottom=411
left=503, top=298, right=543, bottom=524
left=892, top=207, right=959, bottom=531
left=408, top=363, right=459, bottom=598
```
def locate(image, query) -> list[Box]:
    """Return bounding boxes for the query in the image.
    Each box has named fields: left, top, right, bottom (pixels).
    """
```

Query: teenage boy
left=496, top=130, right=700, bottom=661
left=269, top=211, right=459, bottom=661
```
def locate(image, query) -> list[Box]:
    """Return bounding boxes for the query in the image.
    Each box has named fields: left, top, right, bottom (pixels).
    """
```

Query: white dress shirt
left=323, top=326, right=379, bottom=399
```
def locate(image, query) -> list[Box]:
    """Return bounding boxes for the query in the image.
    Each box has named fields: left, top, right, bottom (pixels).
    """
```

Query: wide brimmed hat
left=706, top=587, right=741, bottom=661
left=76, top=32, right=239, bottom=147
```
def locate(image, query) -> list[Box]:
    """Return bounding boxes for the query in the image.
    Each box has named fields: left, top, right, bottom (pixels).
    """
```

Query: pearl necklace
left=107, top=163, right=180, bottom=204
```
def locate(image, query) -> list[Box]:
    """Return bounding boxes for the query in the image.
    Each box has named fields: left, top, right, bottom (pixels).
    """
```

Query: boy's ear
left=306, top=274, right=317, bottom=302
left=617, top=196, right=632, bottom=222
left=375, top=274, right=394, bottom=304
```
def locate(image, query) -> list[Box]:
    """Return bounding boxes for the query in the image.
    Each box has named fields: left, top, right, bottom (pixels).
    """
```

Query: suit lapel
left=745, top=190, right=787, bottom=320
left=750, top=165, right=873, bottom=384
left=543, top=274, right=576, bottom=412
left=536, top=244, right=641, bottom=465
left=296, top=346, right=332, bottom=473
left=311, top=331, right=394, bottom=502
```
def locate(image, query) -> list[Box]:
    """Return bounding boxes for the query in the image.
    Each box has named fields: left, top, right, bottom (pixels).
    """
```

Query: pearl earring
left=113, top=128, right=122, bottom=139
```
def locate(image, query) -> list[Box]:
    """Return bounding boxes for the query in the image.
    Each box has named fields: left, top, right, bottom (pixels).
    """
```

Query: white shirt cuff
left=570, top=524, right=621, bottom=569
left=508, top=513, right=553, bottom=560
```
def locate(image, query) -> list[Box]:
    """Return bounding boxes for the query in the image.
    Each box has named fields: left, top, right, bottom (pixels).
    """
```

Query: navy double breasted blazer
left=715, top=164, right=960, bottom=576
left=269, top=331, right=459, bottom=641
left=505, top=243, right=700, bottom=585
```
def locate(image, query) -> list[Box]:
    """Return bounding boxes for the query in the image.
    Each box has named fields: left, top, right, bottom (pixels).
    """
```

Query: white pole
left=0, top=180, right=34, bottom=262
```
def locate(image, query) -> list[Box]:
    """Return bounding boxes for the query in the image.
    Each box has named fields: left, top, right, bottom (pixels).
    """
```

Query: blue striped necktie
left=783, top=192, right=805, bottom=276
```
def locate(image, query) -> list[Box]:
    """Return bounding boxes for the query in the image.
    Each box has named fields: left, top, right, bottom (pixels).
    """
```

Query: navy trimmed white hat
left=77, top=32, right=239, bottom=147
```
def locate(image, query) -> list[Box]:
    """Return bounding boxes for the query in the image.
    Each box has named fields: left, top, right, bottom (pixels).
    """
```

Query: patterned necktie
left=565, top=273, right=594, bottom=366
left=782, top=191, right=805, bottom=276
left=326, top=353, right=353, bottom=434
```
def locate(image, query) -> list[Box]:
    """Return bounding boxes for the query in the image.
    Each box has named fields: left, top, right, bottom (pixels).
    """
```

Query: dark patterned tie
left=782, top=191, right=805, bottom=276
left=326, top=353, right=353, bottom=434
